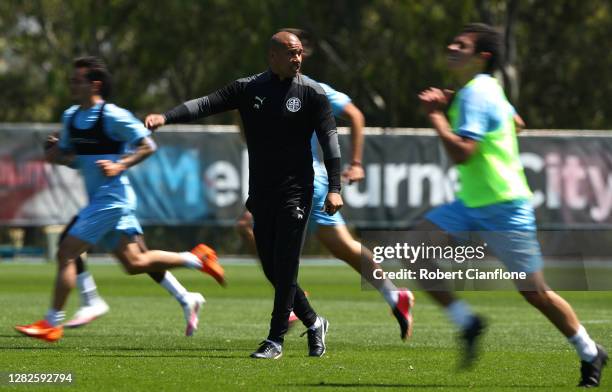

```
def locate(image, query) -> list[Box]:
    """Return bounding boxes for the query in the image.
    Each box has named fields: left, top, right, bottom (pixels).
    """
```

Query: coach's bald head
left=268, top=32, right=303, bottom=80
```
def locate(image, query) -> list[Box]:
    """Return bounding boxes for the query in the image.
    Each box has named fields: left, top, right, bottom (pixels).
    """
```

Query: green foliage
left=516, top=0, right=612, bottom=129
left=0, top=0, right=610, bottom=128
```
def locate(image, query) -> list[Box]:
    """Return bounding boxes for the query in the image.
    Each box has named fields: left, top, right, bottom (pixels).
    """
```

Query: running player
left=15, top=57, right=225, bottom=342
left=417, top=23, right=607, bottom=387
left=42, top=134, right=225, bottom=337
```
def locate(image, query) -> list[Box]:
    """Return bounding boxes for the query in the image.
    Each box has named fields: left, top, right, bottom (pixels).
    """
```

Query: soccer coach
left=145, top=31, right=343, bottom=359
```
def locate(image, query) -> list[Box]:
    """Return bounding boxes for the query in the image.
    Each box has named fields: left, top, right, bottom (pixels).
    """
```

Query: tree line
left=0, top=0, right=610, bottom=129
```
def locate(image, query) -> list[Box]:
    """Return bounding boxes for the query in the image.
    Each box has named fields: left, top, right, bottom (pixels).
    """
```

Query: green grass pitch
left=1, top=262, right=611, bottom=391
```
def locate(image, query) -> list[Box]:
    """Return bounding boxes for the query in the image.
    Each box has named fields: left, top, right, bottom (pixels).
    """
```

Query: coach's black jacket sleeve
left=312, top=92, right=342, bottom=193
left=163, top=80, right=242, bottom=124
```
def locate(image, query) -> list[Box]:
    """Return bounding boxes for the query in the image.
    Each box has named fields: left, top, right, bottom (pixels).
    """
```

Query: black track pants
left=247, top=187, right=317, bottom=344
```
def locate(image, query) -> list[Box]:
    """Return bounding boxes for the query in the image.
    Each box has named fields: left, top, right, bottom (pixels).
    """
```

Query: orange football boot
left=190, top=244, right=226, bottom=286
left=15, top=320, right=63, bottom=342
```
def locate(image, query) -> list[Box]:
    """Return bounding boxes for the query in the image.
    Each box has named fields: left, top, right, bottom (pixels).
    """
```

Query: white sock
left=160, top=272, right=189, bottom=306
left=309, top=316, right=322, bottom=330
left=180, top=252, right=202, bottom=270
left=45, top=309, right=65, bottom=327
left=76, top=272, right=102, bottom=306
left=569, top=325, right=598, bottom=362
left=380, top=279, right=399, bottom=306
left=446, top=300, right=474, bottom=330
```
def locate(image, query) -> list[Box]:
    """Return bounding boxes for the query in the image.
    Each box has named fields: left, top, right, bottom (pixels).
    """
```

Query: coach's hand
left=96, top=160, right=126, bottom=177
left=323, top=192, right=343, bottom=216
left=144, top=114, right=166, bottom=131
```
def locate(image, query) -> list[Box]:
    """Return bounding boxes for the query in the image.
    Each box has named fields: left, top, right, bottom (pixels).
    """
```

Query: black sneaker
left=460, top=315, right=486, bottom=369
left=301, top=316, right=329, bottom=357
left=578, top=344, right=608, bottom=387
left=250, top=340, right=282, bottom=359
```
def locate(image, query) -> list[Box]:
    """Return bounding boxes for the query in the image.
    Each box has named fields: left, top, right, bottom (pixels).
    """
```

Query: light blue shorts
left=68, top=202, right=143, bottom=250
left=425, top=199, right=543, bottom=274
left=310, top=173, right=345, bottom=227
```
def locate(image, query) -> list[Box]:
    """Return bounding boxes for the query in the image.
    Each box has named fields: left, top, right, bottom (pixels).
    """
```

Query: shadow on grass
left=0, top=346, right=73, bottom=350
left=86, top=346, right=239, bottom=351
left=85, top=354, right=237, bottom=359
left=0, top=340, right=244, bottom=353
left=285, top=382, right=567, bottom=389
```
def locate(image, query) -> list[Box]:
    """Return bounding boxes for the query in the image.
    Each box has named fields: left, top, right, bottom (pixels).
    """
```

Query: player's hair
left=278, top=28, right=314, bottom=57
left=73, top=56, right=112, bottom=98
left=461, top=23, right=503, bottom=74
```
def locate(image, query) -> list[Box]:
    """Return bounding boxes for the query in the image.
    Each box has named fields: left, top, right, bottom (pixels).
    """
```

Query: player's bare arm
left=96, top=136, right=156, bottom=177
left=418, top=87, right=478, bottom=164
left=514, top=113, right=526, bottom=133
left=339, top=103, right=365, bottom=184
left=44, top=132, right=76, bottom=167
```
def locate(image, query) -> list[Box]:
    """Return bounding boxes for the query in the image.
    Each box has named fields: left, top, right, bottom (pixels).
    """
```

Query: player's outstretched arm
left=339, top=102, right=365, bottom=184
